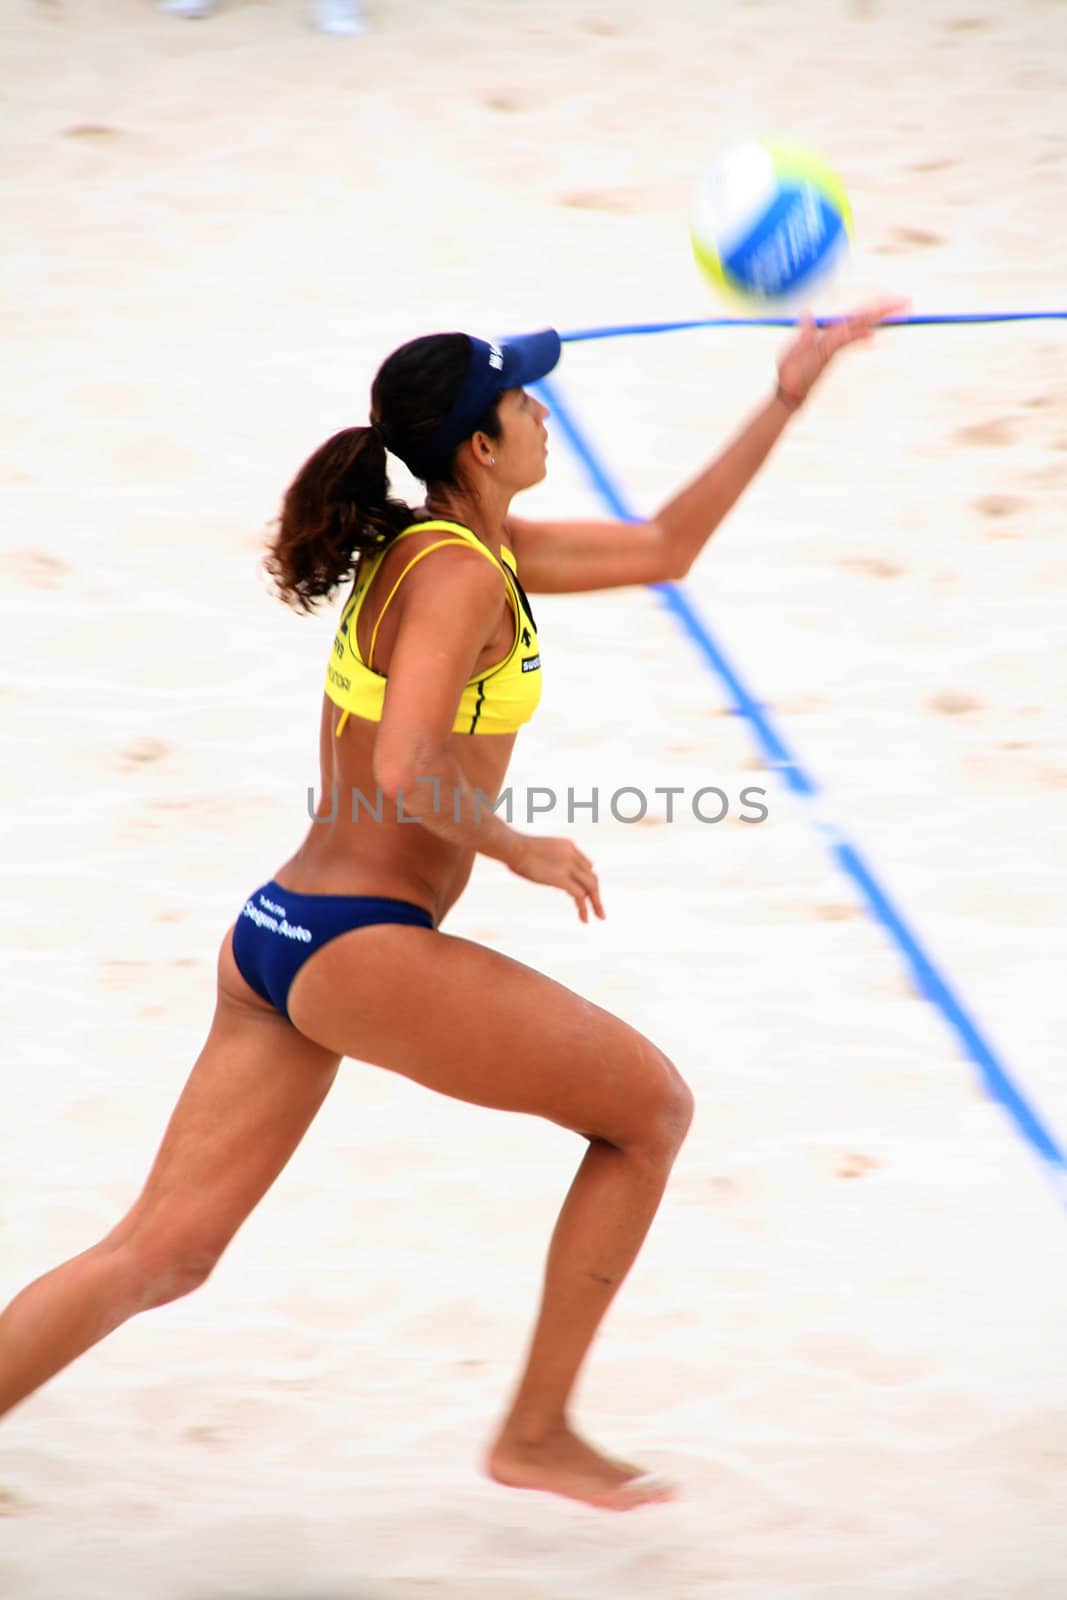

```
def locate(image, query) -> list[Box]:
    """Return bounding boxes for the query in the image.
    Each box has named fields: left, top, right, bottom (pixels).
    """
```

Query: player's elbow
left=373, top=733, right=445, bottom=802
left=373, top=752, right=420, bottom=803
left=653, top=522, right=691, bottom=583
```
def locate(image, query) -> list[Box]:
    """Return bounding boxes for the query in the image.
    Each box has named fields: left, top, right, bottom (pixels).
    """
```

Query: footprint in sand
left=182, top=1424, right=228, bottom=1448
left=875, top=225, right=946, bottom=255
left=954, top=417, right=1018, bottom=447
left=62, top=123, right=124, bottom=139
left=907, top=157, right=959, bottom=174
left=117, top=736, right=172, bottom=769
left=774, top=694, right=825, bottom=715
left=975, top=493, right=1026, bottom=519
left=812, top=903, right=863, bottom=922
left=894, top=225, right=945, bottom=246
left=557, top=188, right=655, bottom=214
left=835, top=1151, right=881, bottom=1179
left=976, top=493, right=1027, bottom=537
left=928, top=691, right=983, bottom=716
left=4, top=549, right=73, bottom=589
left=928, top=690, right=983, bottom=716
left=837, top=556, right=905, bottom=579
left=943, top=15, right=992, bottom=31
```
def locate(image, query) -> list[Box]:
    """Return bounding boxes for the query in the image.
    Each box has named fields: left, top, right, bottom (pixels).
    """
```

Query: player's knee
left=128, top=1227, right=228, bottom=1310
left=610, top=1047, right=693, bottom=1157
left=650, top=1056, right=695, bottom=1152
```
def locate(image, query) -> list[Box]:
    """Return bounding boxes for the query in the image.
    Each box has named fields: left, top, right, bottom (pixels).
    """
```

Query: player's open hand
left=776, top=298, right=909, bottom=409
left=506, top=834, right=606, bottom=923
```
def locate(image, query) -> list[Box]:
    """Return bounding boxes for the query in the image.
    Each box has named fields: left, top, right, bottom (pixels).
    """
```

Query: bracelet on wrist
left=774, top=382, right=804, bottom=413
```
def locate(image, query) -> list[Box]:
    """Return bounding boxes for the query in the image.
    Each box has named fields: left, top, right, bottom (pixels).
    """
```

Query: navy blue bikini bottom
left=231, top=879, right=434, bottom=1020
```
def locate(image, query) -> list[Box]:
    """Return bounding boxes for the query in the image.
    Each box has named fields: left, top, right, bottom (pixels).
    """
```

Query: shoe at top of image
left=311, top=0, right=365, bottom=34
left=158, top=0, right=367, bottom=32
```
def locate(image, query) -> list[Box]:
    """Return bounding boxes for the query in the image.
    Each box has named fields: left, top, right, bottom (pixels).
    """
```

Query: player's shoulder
left=391, top=529, right=505, bottom=614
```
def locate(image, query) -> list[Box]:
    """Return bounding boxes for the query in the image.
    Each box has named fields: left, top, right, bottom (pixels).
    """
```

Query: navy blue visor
left=399, top=329, right=561, bottom=481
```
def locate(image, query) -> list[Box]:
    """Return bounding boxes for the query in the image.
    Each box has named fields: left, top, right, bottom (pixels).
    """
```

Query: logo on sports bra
left=521, top=654, right=541, bottom=673
left=488, top=343, right=504, bottom=370
left=521, top=626, right=532, bottom=647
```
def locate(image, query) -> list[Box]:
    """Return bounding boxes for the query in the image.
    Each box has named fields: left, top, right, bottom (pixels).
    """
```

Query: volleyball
left=690, top=138, right=853, bottom=304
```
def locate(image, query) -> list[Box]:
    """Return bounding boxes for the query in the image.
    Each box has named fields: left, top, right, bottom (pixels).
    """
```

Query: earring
left=489, top=456, right=496, bottom=467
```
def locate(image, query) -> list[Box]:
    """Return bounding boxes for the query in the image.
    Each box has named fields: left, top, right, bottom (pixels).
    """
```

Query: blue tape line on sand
left=535, top=370, right=1067, bottom=1210
left=559, top=311, right=1067, bottom=343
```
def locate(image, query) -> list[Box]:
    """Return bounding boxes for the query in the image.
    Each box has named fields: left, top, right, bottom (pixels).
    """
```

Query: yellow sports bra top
left=325, top=520, right=543, bottom=737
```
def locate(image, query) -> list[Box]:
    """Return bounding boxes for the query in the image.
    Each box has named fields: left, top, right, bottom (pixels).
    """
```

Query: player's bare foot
left=486, top=1422, right=677, bottom=1510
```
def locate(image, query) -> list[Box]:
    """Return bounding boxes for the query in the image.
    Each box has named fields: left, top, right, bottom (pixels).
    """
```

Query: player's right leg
left=286, top=923, right=695, bottom=1509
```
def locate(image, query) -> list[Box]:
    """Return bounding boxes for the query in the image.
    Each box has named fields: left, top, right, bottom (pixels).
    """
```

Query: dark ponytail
left=265, top=331, right=503, bottom=613
left=264, top=426, right=413, bottom=614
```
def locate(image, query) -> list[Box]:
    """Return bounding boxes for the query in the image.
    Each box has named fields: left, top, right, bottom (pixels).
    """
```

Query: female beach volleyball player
left=0, top=306, right=897, bottom=1510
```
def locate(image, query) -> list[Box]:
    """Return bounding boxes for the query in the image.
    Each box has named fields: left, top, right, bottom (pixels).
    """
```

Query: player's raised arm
left=509, top=300, right=905, bottom=594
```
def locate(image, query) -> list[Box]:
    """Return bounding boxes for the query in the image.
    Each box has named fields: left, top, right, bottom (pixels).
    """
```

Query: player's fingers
left=574, top=860, right=599, bottom=899
left=843, top=296, right=908, bottom=326
left=869, top=295, right=910, bottom=322
left=842, top=320, right=875, bottom=348
left=853, top=298, right=909, bottom=337
left=786, top=312, right=815, bottom=350
left=820, top=318, right=871, bottom=360
left=569, top=866, right=599, bottom=922
left=575, top=863, right=605, bottom=920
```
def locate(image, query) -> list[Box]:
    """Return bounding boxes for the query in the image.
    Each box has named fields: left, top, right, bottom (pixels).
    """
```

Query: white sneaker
left=159, top=0, right=216, bottom=15
left=311, top=0, right=365, bottom=34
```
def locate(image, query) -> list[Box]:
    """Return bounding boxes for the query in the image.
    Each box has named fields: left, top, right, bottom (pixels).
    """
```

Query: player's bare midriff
left=275, top=694, right=517, bottom=924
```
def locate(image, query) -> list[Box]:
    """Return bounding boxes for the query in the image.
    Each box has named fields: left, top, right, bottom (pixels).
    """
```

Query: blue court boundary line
left=558, top=311, right=1067, bottom=343
left=535, top=367, right=1067, bottom=1212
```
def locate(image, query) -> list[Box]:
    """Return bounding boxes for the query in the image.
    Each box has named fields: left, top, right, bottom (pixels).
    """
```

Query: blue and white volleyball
left=690, top=138, right=853, bottom=303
